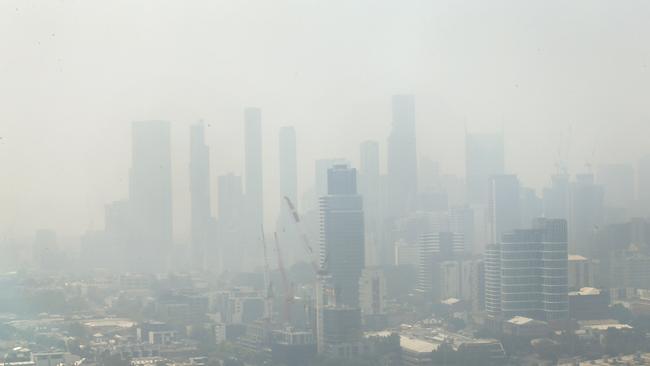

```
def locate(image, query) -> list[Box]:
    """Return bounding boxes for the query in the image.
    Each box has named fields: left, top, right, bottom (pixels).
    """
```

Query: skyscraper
left=190, top=121, right=212, bottom=270
left=359, top=140, right=382, bottom=266
left=320, top=164, right=365, bottom=307
left=278, top=126, right=298, bottom=208
left=569, top=174, right=604, bottom=256
left=217, top=173, right=244, bottom=272
left=485, top=219, right=568, bottom=321
left=542, top=174, right=570, bottom=220
left=129, top=120, right=172, bottom=272
left=465, top=132, right=505, bottom=205
left=387, top=95, right=417, bottom=217
left=245, top=108, right=263, bottom=235
left=596, top=164, right=635, bottom=217
left=218, top=173, right=244, bottom=224
left=488, top=175, right=520, bottom=244
left=315, top=158, right=348, bottom=198
left=416, top=231, right=464, bottom=302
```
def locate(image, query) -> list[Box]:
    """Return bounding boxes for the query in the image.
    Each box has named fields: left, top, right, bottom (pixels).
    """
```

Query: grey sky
left=1, top=0, right=650, bottom=242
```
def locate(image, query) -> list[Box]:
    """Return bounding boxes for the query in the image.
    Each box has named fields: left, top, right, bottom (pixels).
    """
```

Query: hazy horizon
left=2, top=0, right=650, bottom=242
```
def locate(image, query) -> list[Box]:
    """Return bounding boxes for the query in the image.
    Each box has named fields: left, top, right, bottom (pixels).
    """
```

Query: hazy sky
left=2, top=0, right=650, bottom=243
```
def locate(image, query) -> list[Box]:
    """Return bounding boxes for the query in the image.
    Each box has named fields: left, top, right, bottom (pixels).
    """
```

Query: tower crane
left=274, top=232, right=293, bottom=323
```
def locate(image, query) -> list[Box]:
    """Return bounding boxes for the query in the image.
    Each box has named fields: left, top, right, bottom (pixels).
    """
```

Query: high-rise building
left=279, top=126, right=298, bottom=209
left=450, top=206, right=475, bottom=254
left=596, top=164, right=635, bottom=215
left=359, top=140, right=383, bottom=267
left=485, top=219, right=569, bottom=321
left=520, top=187, right=543, bottom=229
left=320, top=165, right=365, bottom=307
left=129, top=120, right=173, bottom=272
left=542, top=174, right=570, bottom=220
left=465, top=133, right=505, bottom=205
left=358, top=267, right=386, bottom=315
left=320, top=307, right=363, bottom=357
left=484, top=244, right=501, bottom=317
left=218, top=174, right=243, bottom=224
left=488, top=175, right=520, bottom=244
left=190, top=121, right=213, bottom=270
left=568, top=255, right=594, bottom=290
left=569, top=174, right=604, bottom=256
left=245, top=108, right=263, bottom=235
left=416, top=231, right=464, bottom=302
left=315, top=158, right=348, bottom=198
left=387, top=95, right=418, bottom=217
left=217, top=173, right=244, bottom=272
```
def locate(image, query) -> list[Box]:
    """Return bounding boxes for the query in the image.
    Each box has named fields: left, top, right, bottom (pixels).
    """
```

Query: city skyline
left=3, top=1, right=650, bottom=240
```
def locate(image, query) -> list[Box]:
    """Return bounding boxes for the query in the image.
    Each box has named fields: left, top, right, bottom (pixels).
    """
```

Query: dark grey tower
left=129, top=120, right=172, bottom=272
left=190, top=121, right=212, bottom=271
left=387, top=95, right=417, bottom=217
left=320, top=165, right=365, bottom=307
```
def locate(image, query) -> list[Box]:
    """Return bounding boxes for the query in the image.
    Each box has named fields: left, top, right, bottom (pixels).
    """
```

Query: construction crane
left=274, top=232, right=293, bottom=323
left=282, top=196, right=322, bottom=274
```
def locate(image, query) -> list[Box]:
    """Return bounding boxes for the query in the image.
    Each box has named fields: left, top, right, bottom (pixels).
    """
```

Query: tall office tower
left=359, top=141, right=382, bottom=267
left=358, top=267, right=386, bottom=317
left=488, top=175, right=520, bottom=244
left=465, top=132, right=505, bottom=205
left=315, top=158, right=349, bottom=198
left=320, top=165, right=365, bottom=307
left=320, top=307, right=363, bottom=357
left=190, top=122, right=212, bottom=270
left=416, top=231, right=464, bottom=302
left=129, top=121, right=172, bottom=272
left=520, top=187, right=543, bottom=229
left=218, top=174, right=244, bottom=224
left=244, top=108, right=263, bottom=237
left=596, top=164, right=635, bottom=216
left=450, top=206, right=475, bottom=254
left=278, top=126, right=298, bottom=208
left=217, top=174, right=244, bottom=272
left=542, top=174, right=570, bottom=220
left=387, top=94, right=417, bottom=217
left=569, top=174, right=604, bottom=256
left=484, top=244, right=501, bottom=317
left=485, top=219, right=568, bottom=321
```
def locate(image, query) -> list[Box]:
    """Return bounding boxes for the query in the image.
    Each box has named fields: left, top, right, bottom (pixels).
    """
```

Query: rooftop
left=400, top=336, right=438, bottom=353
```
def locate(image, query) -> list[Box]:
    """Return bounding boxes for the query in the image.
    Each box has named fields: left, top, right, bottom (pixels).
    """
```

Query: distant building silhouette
left=244, top=108, right=263, bottom=249
left=129, top=120, right=172, bottom=272
left=569, top=174, right=604, bottom=256
left=542, top=174, right=570, bottom=220
left=189, top=121, right=214, bottom=271
left=465, top=132, right=505, bottom=205
left=359, top=140, right=385, bottom=267
left=387, top=95, right=417, bottom=217
left=596, top=164, right=635, bottom=220
left=217, top=173, right=244, bottom=272
left=488, top=174, right=520, bottom=244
